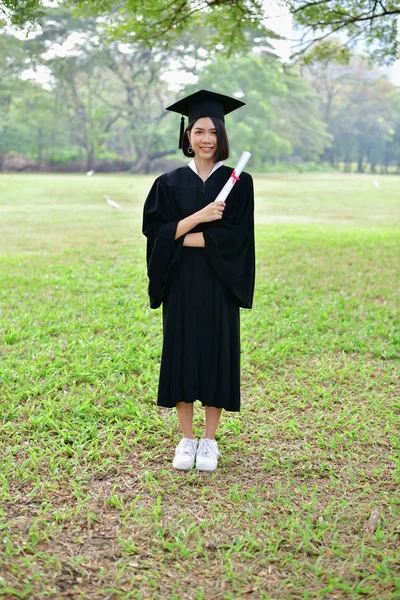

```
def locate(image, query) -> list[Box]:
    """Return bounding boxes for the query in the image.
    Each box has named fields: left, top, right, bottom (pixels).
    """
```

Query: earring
left=188, top=146, right=194, bottom=154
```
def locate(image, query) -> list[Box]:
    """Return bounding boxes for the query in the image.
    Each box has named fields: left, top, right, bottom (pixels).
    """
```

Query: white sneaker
left=172, top=438, right=198, bottom=470
left=196, top=438, right=220, bottom=471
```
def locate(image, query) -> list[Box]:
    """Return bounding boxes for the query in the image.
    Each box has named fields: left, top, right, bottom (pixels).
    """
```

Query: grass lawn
left=0, top=172, right=399, bottom=600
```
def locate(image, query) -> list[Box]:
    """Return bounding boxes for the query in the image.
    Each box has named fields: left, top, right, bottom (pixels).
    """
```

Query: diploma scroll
left=214, top=151, right=251, bottom=203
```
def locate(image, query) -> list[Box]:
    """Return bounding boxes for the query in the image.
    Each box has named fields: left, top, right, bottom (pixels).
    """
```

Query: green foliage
left=0, top=76, right=81, bottom=166
left=187, top=52, right=330, bottom=165
left=109, top=0, right=270, bottom=52
left=2, top=0, right=271, bottom=53
left=0, top=8, right=179, bottom=170
left=300, top=38, right=353, bottom=67
left=289, top=0, right=400, bottom=62
left=0, top=26, right=29, bottom=166
left=332, top=67, right=399, bottom=171
left=301, top=41, right=400, bottom=172
left=1, top=0, right=44, bottom=26
left=3, top=0, right=400, bottom=60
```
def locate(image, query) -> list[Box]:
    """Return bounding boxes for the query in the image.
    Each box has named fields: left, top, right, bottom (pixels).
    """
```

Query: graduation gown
left=142, top=165, right=255, bottom=412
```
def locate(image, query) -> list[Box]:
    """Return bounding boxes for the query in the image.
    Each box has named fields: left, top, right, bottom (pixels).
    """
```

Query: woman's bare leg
left=176, top=402, right=195, bottom=439
left=204, top=407, right=222, bottom=439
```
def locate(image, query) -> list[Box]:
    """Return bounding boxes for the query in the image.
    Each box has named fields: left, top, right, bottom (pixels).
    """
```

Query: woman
left=142, top=89, right=255, bottom=472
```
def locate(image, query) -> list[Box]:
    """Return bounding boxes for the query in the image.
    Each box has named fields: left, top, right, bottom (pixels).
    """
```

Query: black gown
left=142, top=165, right=255, bottom=412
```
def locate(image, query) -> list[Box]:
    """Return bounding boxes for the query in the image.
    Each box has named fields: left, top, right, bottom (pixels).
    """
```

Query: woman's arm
left=174, top=214, right=201, bottom=240
left=183, top=233, right=205, bottom=247
left=174, top=201, right=226, bottom=240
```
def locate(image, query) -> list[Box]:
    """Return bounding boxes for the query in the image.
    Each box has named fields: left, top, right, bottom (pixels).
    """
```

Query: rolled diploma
left=213, top=151, right=251, bottom=203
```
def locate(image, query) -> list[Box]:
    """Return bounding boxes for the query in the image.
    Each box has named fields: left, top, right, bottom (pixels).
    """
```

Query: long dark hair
left=182, top=116, right=230, bottom=162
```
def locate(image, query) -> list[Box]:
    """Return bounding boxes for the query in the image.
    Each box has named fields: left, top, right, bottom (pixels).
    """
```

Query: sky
left=263, top=0, right=293, bottom=62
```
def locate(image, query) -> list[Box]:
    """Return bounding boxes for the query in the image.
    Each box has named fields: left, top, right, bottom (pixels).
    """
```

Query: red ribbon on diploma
left=231, top=170, right=240, bottom=183
left=213, top=152, right=250, bottom=204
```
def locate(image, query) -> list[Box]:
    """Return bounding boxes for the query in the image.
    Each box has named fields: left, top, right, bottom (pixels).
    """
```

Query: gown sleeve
left=203, top=171, right=255, bottom=309
left=142, top=176, right=184, bottom=309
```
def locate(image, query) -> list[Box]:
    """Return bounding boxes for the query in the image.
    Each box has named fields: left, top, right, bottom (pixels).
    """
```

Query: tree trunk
left=343, top=155, right=351, bottom=172
left=130, top=152, right=150, bottom=174
left=86, top=145, right=95, bottom=171
left=148, top=149, right=176, bottom=160
left=37, top=127, right=44, bottom=169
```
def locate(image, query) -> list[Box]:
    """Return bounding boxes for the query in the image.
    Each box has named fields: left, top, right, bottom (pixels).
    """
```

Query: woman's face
left=188, top=117, right=217, bottom=161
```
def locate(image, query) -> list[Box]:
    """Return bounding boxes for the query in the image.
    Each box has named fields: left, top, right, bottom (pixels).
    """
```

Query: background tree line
left=1, top=9, right=400, bottom=174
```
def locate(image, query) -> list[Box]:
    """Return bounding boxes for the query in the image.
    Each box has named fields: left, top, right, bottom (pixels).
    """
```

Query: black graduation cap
left=166, top=89, right=246, bottom=149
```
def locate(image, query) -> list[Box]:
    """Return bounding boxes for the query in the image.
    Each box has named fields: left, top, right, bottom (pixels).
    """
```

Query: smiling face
left=187, top=117, right=218, bottom=162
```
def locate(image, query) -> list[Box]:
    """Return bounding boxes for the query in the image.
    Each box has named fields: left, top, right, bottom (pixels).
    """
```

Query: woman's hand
left=174, top=201, right=225, bottom=240
left=196, top=201, right=225, bottom=223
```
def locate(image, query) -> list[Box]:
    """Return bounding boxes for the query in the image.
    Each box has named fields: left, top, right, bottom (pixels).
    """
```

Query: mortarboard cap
left=166, top=89, right=245, bottom=149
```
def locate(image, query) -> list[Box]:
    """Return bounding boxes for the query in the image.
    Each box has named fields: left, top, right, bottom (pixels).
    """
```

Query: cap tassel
left=179, top=115, right=185, bottom=149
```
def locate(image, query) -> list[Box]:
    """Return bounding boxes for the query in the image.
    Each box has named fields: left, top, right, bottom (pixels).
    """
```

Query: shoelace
left=198, top=438, right=218, bottom=457
left=178, top=438, right=196, bottom=454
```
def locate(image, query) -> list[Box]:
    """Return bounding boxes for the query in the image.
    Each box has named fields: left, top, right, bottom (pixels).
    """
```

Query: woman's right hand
left=196, top=201, right=226, bottom=223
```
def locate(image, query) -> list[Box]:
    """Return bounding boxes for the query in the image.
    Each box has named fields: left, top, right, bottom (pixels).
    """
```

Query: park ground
left=0, top=172, right=399, bottom=599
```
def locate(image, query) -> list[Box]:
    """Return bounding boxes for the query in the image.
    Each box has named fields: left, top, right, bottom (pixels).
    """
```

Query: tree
left=94, top=42, right=176, bottom=172
left=4, top=0, right=400, bottom=60
left=289, top=0, right=400, bottom=63
left=1, top=0, right=274, bottom=53
left=1, top=0, right=44, bottom=26
left=299, top=39, right=355, bottom=165
left=388, top=111, right=400, bottom=173
left=15, top=7, right=184, bottom=170
left=301, top=42, right=400, bottom=172
left=0, top=24, right=30, bottom=169
left=47, top=54, right=122, bottom=170
left=187, top=51, right=330, bottom=166
left=12, top=84, right=67, bottom=167
left=333, top=62, right=399, bottom=172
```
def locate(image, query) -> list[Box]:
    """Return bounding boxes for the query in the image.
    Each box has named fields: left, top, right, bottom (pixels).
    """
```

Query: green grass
left=0, top=172, right=399, bottom=600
